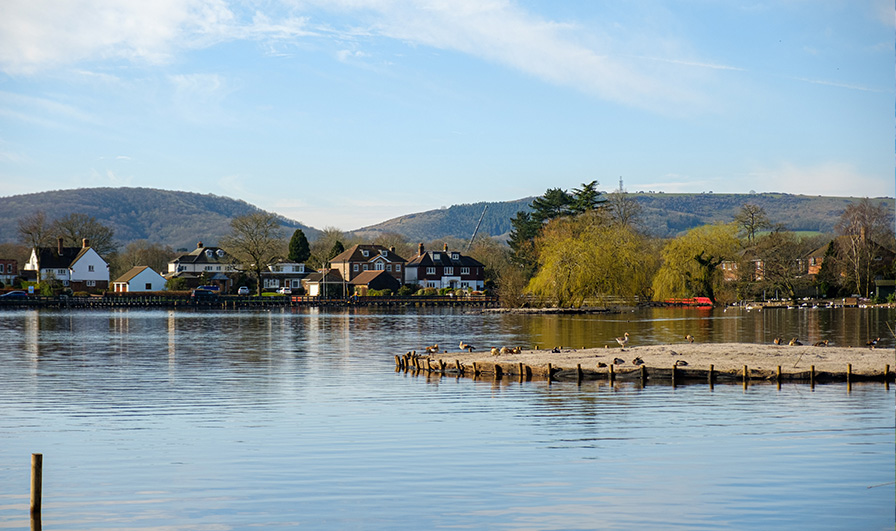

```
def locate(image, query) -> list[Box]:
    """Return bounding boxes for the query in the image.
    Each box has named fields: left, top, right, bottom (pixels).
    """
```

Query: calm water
left=0, top=307, right=893, bottom=530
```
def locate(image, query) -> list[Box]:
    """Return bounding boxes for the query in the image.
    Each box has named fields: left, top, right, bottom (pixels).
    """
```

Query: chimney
left=82, top=238, right=89, bottom=248
left=389, top=246, right=395, bottom=253
left=197, top=242, right=203, bottom=249
left=418, top=243, right=424, bottom=256
left=443, top=243, right=449, bottom=252
left=57, top=237, right=63, bottom=255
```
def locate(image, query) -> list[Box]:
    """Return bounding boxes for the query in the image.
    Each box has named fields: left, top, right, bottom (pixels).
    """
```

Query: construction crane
left=466, top=205, right=488, bottom=251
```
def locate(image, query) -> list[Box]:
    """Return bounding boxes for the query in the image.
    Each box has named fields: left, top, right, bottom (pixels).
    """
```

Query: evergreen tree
left=530, top=188, right=573, bottom=223
left=570, top=181, right=605, bottom=214
left=288, top=229, right=311, bottom=263
left=327, top=241, right=345, bottom=262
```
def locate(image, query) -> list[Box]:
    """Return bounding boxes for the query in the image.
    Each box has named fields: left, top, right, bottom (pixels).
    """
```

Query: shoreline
left=398, top=342, right=895, bottom=383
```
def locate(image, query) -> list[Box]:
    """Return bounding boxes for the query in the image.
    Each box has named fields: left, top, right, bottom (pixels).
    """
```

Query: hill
left=0, top=187, right=318, bottom=251
left=355, top=192, right=894, bottom=241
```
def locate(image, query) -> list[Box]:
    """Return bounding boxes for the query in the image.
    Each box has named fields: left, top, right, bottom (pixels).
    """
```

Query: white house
left=112, top=266, right=167, bottom=293
left=24, top=238, right=110, bottom=292
left=261, top=261, right=308, bottom=292
left=165, top=242, right=236, bottom=291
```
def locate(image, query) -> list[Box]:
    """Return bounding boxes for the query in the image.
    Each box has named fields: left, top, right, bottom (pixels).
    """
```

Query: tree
left=527, top=214, right=656, bottom=307
left=570, top=180, right=605, bottom=214
left=220, top=213, right=286, bottom=296
left=51, top=213, right=117, bottom=257
left=287, top=229, right=311, bottom=263
left=734, top=204, right=771, bottom=244
left=308, top=227, right=350, bottom=269
left=17, top=210, right=53, bottom=249
left=605, top=191, right=643, bottom=228
left=747, top=230, right=811, bottom=302
left=110, top=240, right=176, bottom=280
left=834, top=198, right=895, bottom=297
left=652, top=223, right=741, bottom=303
left=507, top=211, right=540, bottom=272
left=530, top=188, right=574, bottom=223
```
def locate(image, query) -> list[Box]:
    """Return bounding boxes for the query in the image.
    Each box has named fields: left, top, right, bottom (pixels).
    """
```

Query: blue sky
left=1, top=1, right=892, bottom=231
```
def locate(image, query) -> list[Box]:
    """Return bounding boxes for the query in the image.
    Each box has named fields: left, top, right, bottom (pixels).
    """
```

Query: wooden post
left=810, top=365, right=815, bottom=387
left=608, top=363, right=615, bottom=383
left=777, top=365, right=782, bottom=381
left=576, top=364, right=583, bottom=383
left=709, top=364, right=714, bottom=390
left=455, top=360, right=462, bottom=375
left=31, top=453, right=42, bottom=514
left=640, top=364, right=647, bottom=384
left=547, top=363, right=552, bottom=384
left=494, top=364, right=503, bottom=380
left=472, top=362, right=479, bottom=376
left=394, top=355, right=401, bottom=369
left=743, top=365, right=748, bottom=385
left=671, top=364, right=676, bottom=387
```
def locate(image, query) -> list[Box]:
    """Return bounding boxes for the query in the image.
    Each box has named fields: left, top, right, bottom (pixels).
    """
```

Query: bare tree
left=17, top=210, right=53, bottom=249
left=734, top=204, right=771, bottom=244
left=606, top=191, right=642, bottom=228
left=834, top=198, right=895, bottom=297
left=51, top=213, right=117, bottom=256
left=111, top=240, right=177, bottom=280
left=220, top=213, right=286, bottom=296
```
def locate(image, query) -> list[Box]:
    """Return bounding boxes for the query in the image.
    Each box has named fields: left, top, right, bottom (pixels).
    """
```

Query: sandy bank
left=403, top=342, right=894, bottom=382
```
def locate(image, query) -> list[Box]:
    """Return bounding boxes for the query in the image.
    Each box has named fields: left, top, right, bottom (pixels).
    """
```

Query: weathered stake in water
left=31, top=453, right=42, bottom=514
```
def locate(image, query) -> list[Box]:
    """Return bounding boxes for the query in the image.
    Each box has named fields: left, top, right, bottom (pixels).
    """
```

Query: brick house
left=165, top=242, right=236, bottom=291
left=0, top=259, right=17, bottom=287
left=329, top=244, right=406, bottom=285
left=405, top=243, right=485, bottom=291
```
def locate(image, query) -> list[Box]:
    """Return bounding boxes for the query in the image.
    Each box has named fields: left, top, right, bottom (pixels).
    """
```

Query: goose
left=597, top=362, right=608, bottom=368
left=490, top=347, right=499, bottom=356
left=685, top=334, right=695, bottom=343
left=615, top=332, right=630, bottom=350
left=867, top=337, right=880, bottom=349
left=773, top=337, right=783, bottom=345
left=789, top=338, right=802, bottom=346
left=632, top=357, right=645, bottom=366
left=813, top=340, right=828, bottom=347
left=674, top=359, right=688, bottom=366
left=613, top=357, right=625, bottom=365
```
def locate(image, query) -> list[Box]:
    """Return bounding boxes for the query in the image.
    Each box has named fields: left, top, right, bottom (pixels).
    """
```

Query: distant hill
left=0, top=187, right=318, bottom=251
left=355, top=192, right=894, bottom=241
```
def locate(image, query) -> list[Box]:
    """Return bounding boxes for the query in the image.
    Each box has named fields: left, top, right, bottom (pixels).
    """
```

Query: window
left=444, top=267, right=453, bottom=275
left=380, top=249, right=387, bottom=256
left=362, top=250, right=369, bottom=257
left=145, top=283, right=152, bottom=290
left=86, top=280, right=95, bottom=287
left=433, top=253, right=440, bottom=260
left=386, top=264, right=392, bottom=271
left=452, top=253, right=459, bottom=260
left=426, top=267, right=435, bottom=275
left=88, top=265, right=95, bottom=272
left=376, top=262, right=385, bottom=271
left=363, top=264, right=369, bottom=271
left=461, top=267, right=470, bottom=275
left=58, top=269, right=66, bottom=275
left=353, top=264, right=359, bottom=272
left=206, top=266, right=213, bottom=271
left=7, top=264, right=12, bottom=273
left=395, top=264, right=401, bottom=272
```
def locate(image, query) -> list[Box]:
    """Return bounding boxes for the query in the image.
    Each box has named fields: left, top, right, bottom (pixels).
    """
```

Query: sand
left=416, top=342, right=894, bottom=378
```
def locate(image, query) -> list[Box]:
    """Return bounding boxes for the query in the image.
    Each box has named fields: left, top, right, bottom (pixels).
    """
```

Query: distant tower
left=618, top=176, right=624, bottom=193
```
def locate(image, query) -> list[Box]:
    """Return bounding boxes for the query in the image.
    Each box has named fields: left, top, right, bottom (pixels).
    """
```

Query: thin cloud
left=791, top=76, right=886, bottom=93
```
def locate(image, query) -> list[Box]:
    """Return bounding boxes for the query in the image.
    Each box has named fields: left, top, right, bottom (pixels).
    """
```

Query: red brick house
left=329, top=244, right=406, bottom=285
left=405, top=243, right=485, bottom=291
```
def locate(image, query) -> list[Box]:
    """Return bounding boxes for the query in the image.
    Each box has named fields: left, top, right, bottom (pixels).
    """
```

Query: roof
left=171, top=244, right=229, bottom=265
left=303, top=269, right=345, bottom=283
left=33, top=246, right=95, bottom=269
left=406, top=249, right=484, bottom=268
left=114, top=266, right=151, bottom=283
left=330, top=244, right=407, bottom=265
left=349, top=270, right=394, bottom=285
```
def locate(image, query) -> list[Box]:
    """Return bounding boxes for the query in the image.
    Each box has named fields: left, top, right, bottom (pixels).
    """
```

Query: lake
left=0, top=306, right=893, bottom=530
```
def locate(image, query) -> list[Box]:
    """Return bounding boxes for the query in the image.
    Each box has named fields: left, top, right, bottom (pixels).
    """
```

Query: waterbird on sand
left=685, top=334, right=695, bottom=343
left=632, top=357, right=645, bottom=366
left=615, top=332, right=630, bottom=350
left=788, top=338, right=802, bottom=346
left=773, top=337, right=784, bottom=345
left=490, top=347, right=499, bottom=356
left=867, top=337, right=880, bottom=349
left=613, top=357, right=625, bottom=365
left=674, top=359, right=688, bottom=366
left=597, top=362, right=607, bottom=368
left=813, top=340, right=828, bottom=347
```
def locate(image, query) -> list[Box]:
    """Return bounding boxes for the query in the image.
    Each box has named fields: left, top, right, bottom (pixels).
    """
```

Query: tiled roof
left=406, top=250, right=483, bottom=268
left=114, top=266, right=150, bottom=283
left=330, top=244, right=407, bottom=264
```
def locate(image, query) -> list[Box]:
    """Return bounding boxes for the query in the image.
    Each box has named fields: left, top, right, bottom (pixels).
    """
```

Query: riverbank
left=401, top=342, right=894, bottom=383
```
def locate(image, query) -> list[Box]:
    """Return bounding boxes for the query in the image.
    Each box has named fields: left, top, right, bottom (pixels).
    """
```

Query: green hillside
left=0, top=187, right=317, bottom=250
left=356, top=192, right=894, bottom=241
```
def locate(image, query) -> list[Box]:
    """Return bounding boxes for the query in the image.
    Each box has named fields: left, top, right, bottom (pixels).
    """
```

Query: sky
left=1, top=1, right=893, bottom=231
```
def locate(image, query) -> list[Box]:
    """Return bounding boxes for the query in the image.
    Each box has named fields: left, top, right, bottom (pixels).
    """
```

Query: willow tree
left=221, top=212, right=285, bottom=296
left=652, top=223, right=741, bottom=303
left=527, top=213, right=656, bottom=307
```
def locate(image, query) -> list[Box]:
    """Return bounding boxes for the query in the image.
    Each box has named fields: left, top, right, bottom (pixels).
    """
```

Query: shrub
left=397, top=284, right=416, bottom=297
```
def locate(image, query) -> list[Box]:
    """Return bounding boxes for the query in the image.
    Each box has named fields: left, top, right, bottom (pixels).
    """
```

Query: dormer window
left=205, top=249, right=213, bottom=257
left=362, top=250, right=369, bottom=257
left=433, top=253, right=440, bottom=260
left=380, top=249, right=387, bottom=256
left=452, top=253, right=459, bottom=260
